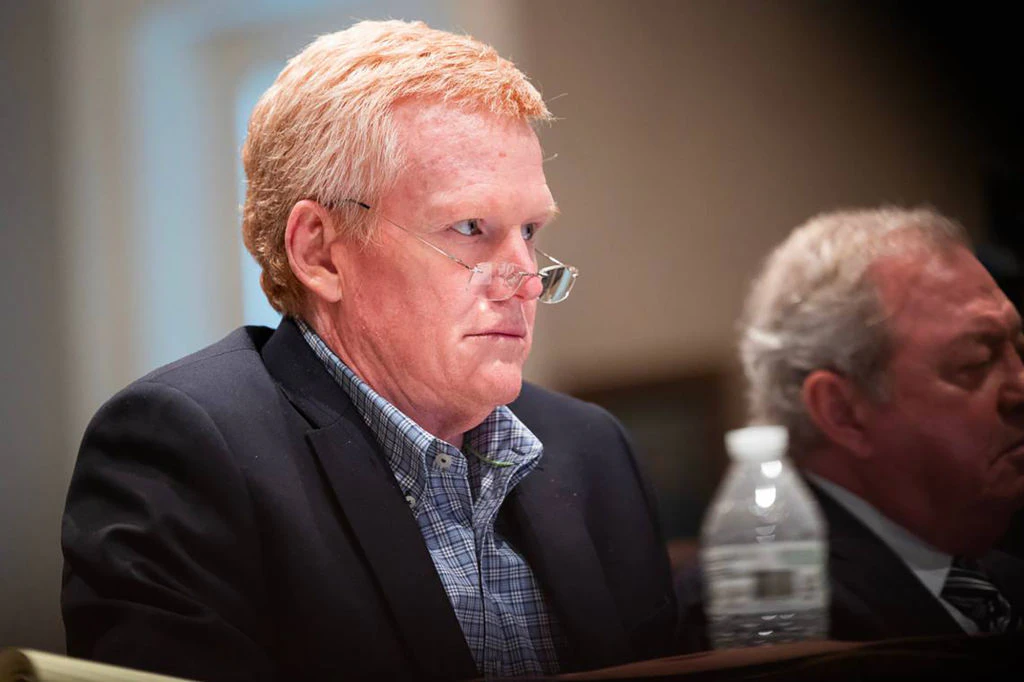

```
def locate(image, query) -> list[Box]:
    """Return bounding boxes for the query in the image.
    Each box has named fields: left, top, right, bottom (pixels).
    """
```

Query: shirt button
left=404, top=494, right=416, bottom=508
left=435, top=453, right=452, bottom=471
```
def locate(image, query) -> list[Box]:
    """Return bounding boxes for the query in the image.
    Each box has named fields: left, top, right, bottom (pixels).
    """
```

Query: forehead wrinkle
left=398, top=105, right=540, bottom=169
left=408, top=154, right=550, bottom=224
left=878, top=249, right=1022, bottom=359
left=871, top=256, right=964, bottom=349
left=387, top=101, right=550, bottom=228
left=950, top=268, right=1018, bottom=336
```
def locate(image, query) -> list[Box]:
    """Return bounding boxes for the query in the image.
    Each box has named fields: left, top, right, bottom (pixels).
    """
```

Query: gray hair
left=739, top=207, right=970, bottom=455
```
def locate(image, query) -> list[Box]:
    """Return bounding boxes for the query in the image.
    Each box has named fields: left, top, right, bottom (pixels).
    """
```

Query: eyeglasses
left=344, top=200, right=579, bottom=304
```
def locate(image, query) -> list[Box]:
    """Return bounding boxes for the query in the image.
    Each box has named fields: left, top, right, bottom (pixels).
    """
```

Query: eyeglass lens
left=539, top=265, right=576, bottom=303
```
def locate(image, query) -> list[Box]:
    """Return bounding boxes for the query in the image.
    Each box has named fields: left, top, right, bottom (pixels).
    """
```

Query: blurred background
left=3, top=0, right=1022, bottom=655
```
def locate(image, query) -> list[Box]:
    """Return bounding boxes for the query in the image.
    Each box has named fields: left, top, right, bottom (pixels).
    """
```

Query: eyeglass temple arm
left=342, top=199, right=479, bottom=273
left=536, top=248, right=578, bottom=275
left=401, top=226, right=478, bottom=272
left=342, top=199, right=573, bottom=278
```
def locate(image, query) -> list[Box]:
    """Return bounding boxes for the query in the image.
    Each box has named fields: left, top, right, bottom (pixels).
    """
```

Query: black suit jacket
left=812, top=483, right=1024, bottom=640
left=61, top=319, right=677, bottom=681
left=676, top=479, right=1024, bottom=647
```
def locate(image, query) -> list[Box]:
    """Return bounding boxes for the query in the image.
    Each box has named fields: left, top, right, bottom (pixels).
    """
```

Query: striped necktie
left=940, top=556, right=1019, bottom=634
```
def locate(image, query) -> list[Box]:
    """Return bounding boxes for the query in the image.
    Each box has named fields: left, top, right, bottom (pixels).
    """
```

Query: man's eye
left=956, top=354, right=994, bottom=378
left=949, top=361, right=988, bottom=389
left=450, top=219, right=482, bottom=236
left=961, top=361, right=991, bottom=373
left=521, top=222, right=538, bottom=241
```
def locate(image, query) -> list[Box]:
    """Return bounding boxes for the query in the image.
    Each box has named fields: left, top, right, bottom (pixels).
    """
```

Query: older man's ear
left=802, top=369, right=874, bottom=459
left=285, top=199, right=344, bottom=304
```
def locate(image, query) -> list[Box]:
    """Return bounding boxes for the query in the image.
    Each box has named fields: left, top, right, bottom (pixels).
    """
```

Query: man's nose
left=501, top=230, right=542, bottom=301
left=999, top=346, right=1024, bottom=415
left=514, top=271, right=544, bottom=301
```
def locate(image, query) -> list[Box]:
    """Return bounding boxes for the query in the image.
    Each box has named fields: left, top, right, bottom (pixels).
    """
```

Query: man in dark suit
left=682, top=207, right=1024, bottom=645
left=61, top=20, right=677, bottom=681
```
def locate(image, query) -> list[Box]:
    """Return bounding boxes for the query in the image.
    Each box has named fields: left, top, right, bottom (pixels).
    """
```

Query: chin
left=948, top=507, right=1013, bottom=557
left=472, top=364, right=524, bottom=407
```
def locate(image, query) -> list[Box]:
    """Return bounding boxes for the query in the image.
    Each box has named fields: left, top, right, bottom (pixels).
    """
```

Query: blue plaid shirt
left=298, top=321, right=564, bottom=676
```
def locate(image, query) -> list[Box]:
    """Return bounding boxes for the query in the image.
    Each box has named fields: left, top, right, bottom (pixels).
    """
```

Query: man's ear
left=802, top=369, right=873, bottom=458
left=285, top=200, right=344, bottom=304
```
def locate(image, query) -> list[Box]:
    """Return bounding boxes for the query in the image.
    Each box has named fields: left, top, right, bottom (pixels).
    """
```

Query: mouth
left=467, top=331, right=527, bottom=340
left=467, top=323, right=528, bottom=339
left=999, top=436, right=1024, bottom=460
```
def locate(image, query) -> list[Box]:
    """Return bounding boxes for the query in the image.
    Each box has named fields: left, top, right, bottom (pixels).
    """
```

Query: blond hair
left=739, top=207, right=969, bottom=455
left=242, top=20, right=552, bottom=314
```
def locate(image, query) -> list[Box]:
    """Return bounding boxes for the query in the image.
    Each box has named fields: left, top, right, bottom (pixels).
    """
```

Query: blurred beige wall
left=0, top=0, right=991, bottom=655
left=506, top=1, right=983, bottom=407
left=1, top=0, right=67, bottom=653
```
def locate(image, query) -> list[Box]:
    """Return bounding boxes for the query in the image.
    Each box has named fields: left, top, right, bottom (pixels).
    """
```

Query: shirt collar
left=806, top=473, right=952, bottom=597
left=295, top=318, right=543, bottom=501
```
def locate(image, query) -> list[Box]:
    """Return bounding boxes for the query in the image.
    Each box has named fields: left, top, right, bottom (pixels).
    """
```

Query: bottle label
left=701, top=541, right=828, bottom=615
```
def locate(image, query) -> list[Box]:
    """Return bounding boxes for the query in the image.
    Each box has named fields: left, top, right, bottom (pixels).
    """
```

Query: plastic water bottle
left=700, top=425, right=829, bottom=648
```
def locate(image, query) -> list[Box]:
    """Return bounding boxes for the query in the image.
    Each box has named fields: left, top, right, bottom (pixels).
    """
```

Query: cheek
left=420, top=289, right=484, bottom=357
left=869, top=397, right=980, bottom=482
left=904, top=404, right=994, bottom=459
left=931, top=391, right=1005, bottom=452
left=524, top=300, right=538, bottom=324
left=380, top=263, right=471, bottom=322
left=890, top=374, right=1001, bottom=443
left=525, top=305, right=537, bottom=348
left=347, top=279, right=457, bottom=358
left=900, top=404, right=1004, bottom=492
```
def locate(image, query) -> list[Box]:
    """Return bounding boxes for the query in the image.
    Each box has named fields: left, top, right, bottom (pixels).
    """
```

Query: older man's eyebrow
left=948, top=319, right=1023, bottom=348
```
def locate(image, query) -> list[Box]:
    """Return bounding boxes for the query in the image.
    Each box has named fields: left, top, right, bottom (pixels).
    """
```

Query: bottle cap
left=725, top=425, right=788, bottom=462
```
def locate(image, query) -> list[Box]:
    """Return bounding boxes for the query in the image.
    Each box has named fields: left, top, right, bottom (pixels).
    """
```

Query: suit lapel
left=262, top=319, right=477, bottom=680
left=306, top=417, right=477, bottom=679
left=810, top=483, right=963, bottom=637
left=505, top=462, right=632, bottom=669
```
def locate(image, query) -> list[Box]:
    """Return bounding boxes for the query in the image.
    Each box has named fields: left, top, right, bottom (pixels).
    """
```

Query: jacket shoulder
left=141, top=326, right=273, bottom=380
left=127, top=325, right=276, bottom=401
left=85, top=326, right=281, bottom=443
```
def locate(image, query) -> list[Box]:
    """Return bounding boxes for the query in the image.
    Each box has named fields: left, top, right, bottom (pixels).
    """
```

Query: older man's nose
left=999, top=348, right=1024, bottom=417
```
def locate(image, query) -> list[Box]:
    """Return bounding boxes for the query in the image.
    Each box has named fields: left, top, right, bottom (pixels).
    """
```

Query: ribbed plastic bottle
left=700, top=425, right=829, bottom=648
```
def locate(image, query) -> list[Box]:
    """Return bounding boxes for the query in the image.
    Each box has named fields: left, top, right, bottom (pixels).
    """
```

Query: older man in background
left=61, top=21, right=677, bottom=681
left=683, top=207, right=1024, bottom=644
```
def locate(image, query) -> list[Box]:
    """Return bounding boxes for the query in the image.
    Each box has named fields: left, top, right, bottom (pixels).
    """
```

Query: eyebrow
left=426, top=200, right=560, bottom=227
left=529, top=204, right=561, bottom=228
left=948, top=319, right=1023, bottom=346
